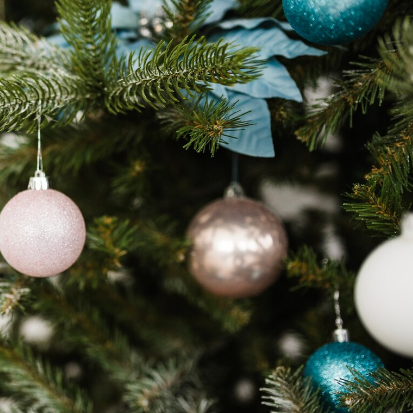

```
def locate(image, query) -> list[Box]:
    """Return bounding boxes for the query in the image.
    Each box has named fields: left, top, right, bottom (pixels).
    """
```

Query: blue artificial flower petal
left=116, top=39, right=155, bottom=66
left=47, top=33, right=70, bottom=48
left=208, top=92, right=275, bottom=157
left=226, top=58, right=302, bottom=101
left=217, top=17, right=286, bottom=31
left=208, top=83, right=229, bottom=99
left=128, top=0, right=163, bottom=15
left=209, top=26, right=326, bottom=60
left=111, top=2, right=139, bottom=29
left=203, top=0, right=238, bottom=25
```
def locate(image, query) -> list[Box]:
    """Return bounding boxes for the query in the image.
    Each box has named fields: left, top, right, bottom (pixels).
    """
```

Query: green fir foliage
left=339, top=368, right=413, bottom=413
left=261, top=366, right=326, bottom=413
left=159, top=96, right=252, bottom=156
left=107, top=37, right=261, bottom=112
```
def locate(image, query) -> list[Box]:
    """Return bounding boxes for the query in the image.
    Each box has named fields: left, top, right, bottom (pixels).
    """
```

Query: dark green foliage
left=56, top=0, right=116, bottom=92
left=297, top=57, right=391, bottom=151
left=159, top=96, right=252, bottom=156
left=0, top=22, right=70, bottom=74
left=163, top=0, right=214, bottom=43
left=261, top=367, right=326, bottom=413
left=106, top=37, right=261, bottom=112
left=339, top=368, right=413, bottom=413
left=237, top=0, right=284, bottom=18
left=287, top=246, right=355, bottom=295
left=0, top=342, right=92, bottom=413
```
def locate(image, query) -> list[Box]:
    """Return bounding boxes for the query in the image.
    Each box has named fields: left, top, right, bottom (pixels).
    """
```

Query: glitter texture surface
left=0, top=189, right=86, bottom=277
left=304, top=342, right=384, bottom=412
left=282, top=0, right=389, bottom=45
left=187, top=197, right=288, bottom=298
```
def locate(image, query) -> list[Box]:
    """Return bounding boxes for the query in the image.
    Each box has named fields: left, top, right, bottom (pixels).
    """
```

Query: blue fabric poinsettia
left=50, top=0, right=326, bottom=157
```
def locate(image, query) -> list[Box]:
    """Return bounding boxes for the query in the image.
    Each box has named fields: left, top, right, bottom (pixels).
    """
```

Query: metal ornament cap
left=28, top=170, right=49, bottom=190
left=187, top=196, right=288, bottom=298
left=0, top=188, right=86, bottom=277
left=333, top=328, right=350, bottom=343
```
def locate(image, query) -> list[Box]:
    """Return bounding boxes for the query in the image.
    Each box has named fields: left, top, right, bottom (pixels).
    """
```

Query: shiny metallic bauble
left=187, top=195, right=287, bottom=298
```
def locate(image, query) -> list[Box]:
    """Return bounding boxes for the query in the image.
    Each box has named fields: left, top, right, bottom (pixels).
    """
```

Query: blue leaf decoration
left=209, top=26, right=326, bottom=60
left=111, top=3, right=139, bottom=29
left=203, top=0, right=237, bottom=25
left=128, top=0, right=163, bottom=15
left=226, top=58, right=302, bottom=101
left=47, top=33, right=69, bottom=48
left=209, top=92, right=275, bottom=157
left=208, top=83, right=229, bottom=99
left=217, top=17, right=287, bottom=31
left=116, top=39, right=155, bottom=66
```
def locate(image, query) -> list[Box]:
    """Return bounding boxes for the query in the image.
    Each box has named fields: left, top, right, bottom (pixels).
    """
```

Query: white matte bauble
left=355, top=214, right=413, bottom=358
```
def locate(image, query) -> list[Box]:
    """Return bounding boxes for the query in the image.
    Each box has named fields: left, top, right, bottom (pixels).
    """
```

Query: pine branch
left=163, top=0, right=213, bottom=43
left=237, top=0, right=284, bottom=18
left=31, top=284, right=141, bottom=382
left=0, top=22, right=71, bottom=75
left=343, top=125, right=413, bottom=236
left=88, top=216, right=138, bottom=269
left=0, top=116, right=149, bottom=185
left=106, top=37, right=261, bottom=113
left=0, top=276, right=30, bottom=315
left=0, top=73, right=93, bottom=133
left=163, top=266, right=252, bottom=333
left=339, top=368, right=413, bottom=413
left=296, top=57, right=393, bottom=151
left=344, top=184, right=401, bottom=236
left=0, top=405, right=39, bottom=413
left=0, top=342, right=92, bottom=413
left=83, top=283, right=197, bottom=356
left=159, top=96, right=251, bottom=156
left=261, top=366, right=326, bottom=413
left=124, top=356, right=210, bottom=413
left=286, top=246, right=355, bottom=294
left=56, top=0, right=116, bottom=93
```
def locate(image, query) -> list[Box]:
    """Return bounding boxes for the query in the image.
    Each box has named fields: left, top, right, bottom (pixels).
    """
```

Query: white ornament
left=355, top=214, right=413, bottom=358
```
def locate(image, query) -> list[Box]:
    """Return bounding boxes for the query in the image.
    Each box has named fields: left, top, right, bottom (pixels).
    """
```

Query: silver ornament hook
left=28, top=100, right=49, bottom=190
left=333, top=286, right=349, bottom=343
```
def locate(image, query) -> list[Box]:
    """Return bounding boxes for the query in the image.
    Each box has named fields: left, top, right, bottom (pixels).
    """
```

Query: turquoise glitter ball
left=303, top=342, right=384, bottom=412
left=282, top=0, right=389, bottom=45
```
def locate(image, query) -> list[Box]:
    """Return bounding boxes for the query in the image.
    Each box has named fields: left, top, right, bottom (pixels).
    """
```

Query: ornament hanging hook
left=36, top=100, right=43, bottom=174
left=333, top=283, right=349, bottom=343
left=28, top=100, right=49, bottom=190
left=225, top=153, right=245, bottom=198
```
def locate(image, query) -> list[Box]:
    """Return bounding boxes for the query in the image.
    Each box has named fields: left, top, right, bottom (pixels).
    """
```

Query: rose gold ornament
left=187, top=184, right=288, bottom=298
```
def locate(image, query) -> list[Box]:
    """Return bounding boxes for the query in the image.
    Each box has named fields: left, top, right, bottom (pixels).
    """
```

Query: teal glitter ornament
left=303, top=342, right=383, bottom=412
left=282, top=0, right=389, bottom=45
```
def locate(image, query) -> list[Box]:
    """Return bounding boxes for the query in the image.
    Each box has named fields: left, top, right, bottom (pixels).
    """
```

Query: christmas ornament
left=304, top=291, right=383, bottom=412
left=282, top=0, right=389, bottom=45
left=187, top=182, right=288, bottom=298
left=0, top=105, right=86, bottom=277
left=355, top=214, right=413, bottom=358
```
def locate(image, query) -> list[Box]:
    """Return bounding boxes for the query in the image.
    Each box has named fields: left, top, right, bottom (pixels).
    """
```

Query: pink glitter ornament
left=0, top=188, right=86, bottom=277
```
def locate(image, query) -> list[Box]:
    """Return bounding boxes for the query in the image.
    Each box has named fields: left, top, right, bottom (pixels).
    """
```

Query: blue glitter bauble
left=303, top=342, right=384, bottom=412
left=282, top=0, right=389, bottom=45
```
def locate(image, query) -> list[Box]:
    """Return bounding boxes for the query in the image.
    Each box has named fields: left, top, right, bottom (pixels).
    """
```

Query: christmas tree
left=0, top=0, right=412, bottom=412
